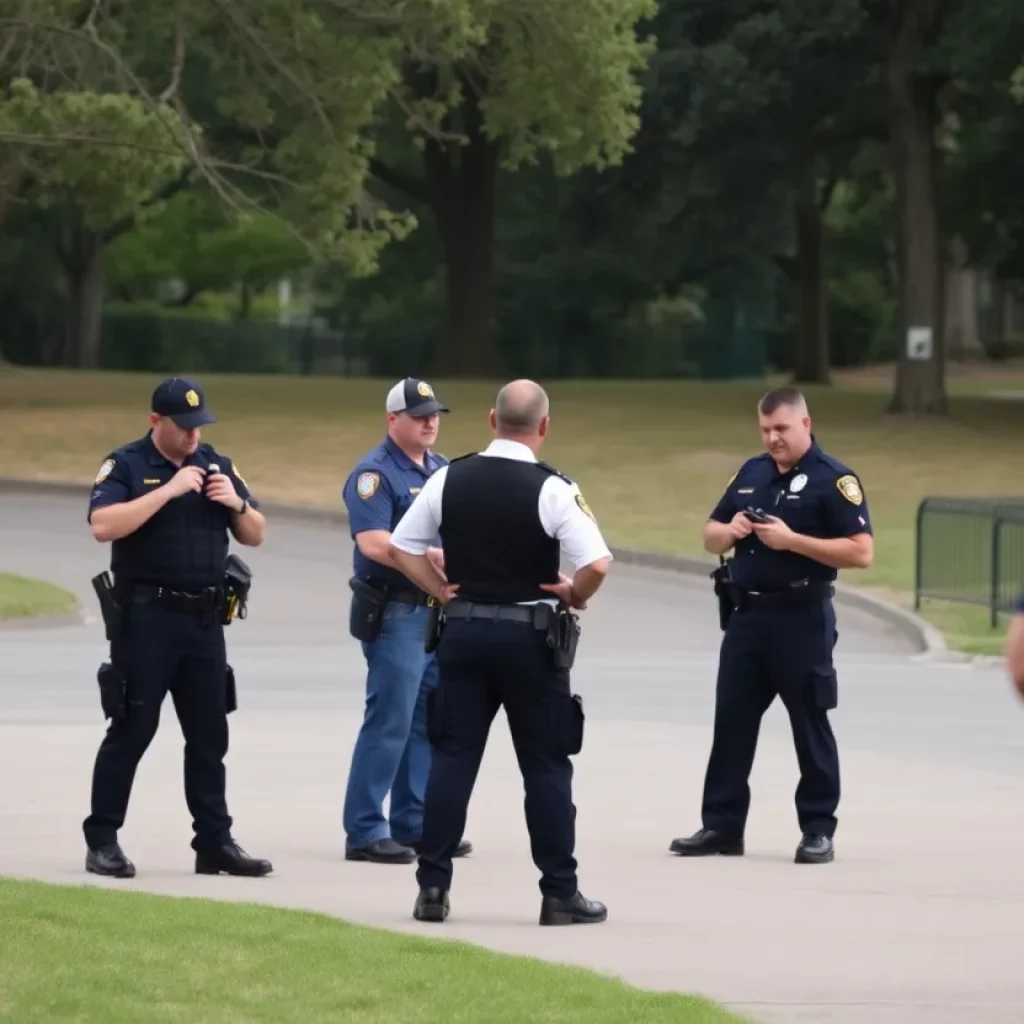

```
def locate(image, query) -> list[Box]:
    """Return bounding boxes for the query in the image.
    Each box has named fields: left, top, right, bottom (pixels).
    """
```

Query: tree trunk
left=238, top=280, right=252, bottom=320
left=60, top=227, right=106, bottom=368
left=886, top=0, right=947, bottom=415
left=791, top=173, right=830, bottom=384
left=423, top=91, right=500, bottom=377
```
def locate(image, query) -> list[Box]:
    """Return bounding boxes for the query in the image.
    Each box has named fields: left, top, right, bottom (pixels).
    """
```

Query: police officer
left=388, top=379, right=613, bottom=926
left=82, top=377, right=272, bottom=879
left=670, top=385, right=873, bottom=865
left=341, top=378, right=472, bottom=864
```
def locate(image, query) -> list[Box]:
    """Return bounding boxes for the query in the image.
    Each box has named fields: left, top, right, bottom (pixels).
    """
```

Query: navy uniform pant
left=82, top=600, right=233, bottom=851
left=701, top=598, right=840, bottom=838
left=416, top=615, right=583, bottom=899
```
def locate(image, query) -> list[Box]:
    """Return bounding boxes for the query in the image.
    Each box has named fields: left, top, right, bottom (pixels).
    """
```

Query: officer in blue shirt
left=341, top=378, right=472, bottom=864
left=670, top=385, right=874, bottom=865
left=82, top=377, right=272, bottom=880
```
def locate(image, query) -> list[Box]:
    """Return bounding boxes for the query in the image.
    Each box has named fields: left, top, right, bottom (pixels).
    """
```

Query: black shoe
left=669, top=828, right=744, bottom=856
left=195, top=840, right=273, bottom=876
left=795, top=833, right=834, bottom=864
left=86, top=843, right=136, bottom=878
left=406, top=838, right=473, bottom=859
left=413, top=887, right=450, bottom=923
left=345, top=837, right=416, bottom=864
left=539, top=890, right=607, bottom=926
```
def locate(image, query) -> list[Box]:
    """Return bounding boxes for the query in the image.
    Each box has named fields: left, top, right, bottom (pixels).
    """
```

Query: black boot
left=413, top=887, right=450, bottom=922
left=795, top=833, right=834, bottom=864
left=669, top=828, right=744, bottom=856
left=539, top=891, right=607, bottom=926
left=345, top=837, right=416, bottom=864
left=86, top=843, right=136, bottom=878
left=195, top=839, right=273, bottom=876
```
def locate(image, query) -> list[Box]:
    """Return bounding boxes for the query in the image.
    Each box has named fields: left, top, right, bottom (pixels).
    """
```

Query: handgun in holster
left=711, top=555, right=734, bottom=631
left=91, top=570, right=123, bottom=643
left=546, top=604, right=581, bottom=670
left=424, top=598, right=444, bottom=654
left=221, top=553, right=253, bottom=625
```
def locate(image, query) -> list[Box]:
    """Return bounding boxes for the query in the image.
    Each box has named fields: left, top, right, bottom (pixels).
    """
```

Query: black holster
left=91, top=571, right=122, bottom=643
left=96, top=661, right=126, bottom=722
left=225, top=664, right=237, bottom=714
left=221, top=554, right=253, bottom=625
left=711, top=557, right=734, bottom=631
left=349, top=577, right=387, bottom=643
left=546, top=605, right=581, bottom=670
left=424, top=600, right=444, bottom=654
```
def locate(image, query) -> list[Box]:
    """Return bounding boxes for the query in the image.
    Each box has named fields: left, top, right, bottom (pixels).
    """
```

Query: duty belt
left=122, top=581, right=221, bottom=617
left=730, top=581, right=834, bottom=611
left=443, top=600, right=552, bottom=627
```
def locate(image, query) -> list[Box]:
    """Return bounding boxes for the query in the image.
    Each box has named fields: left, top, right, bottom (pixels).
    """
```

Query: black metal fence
left=915, top=498, right=1024, bottom=626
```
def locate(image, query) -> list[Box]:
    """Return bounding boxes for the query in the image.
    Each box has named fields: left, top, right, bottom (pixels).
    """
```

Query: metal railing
left=915, top=498, right=1024, bottom=626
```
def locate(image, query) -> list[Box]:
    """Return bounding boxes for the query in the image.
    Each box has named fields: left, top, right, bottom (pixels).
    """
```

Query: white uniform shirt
left=390, top=439, right=613, bottom=600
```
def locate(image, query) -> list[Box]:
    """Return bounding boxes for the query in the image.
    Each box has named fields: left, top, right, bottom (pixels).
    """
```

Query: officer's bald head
left=491, top=379, right=550, bottom=449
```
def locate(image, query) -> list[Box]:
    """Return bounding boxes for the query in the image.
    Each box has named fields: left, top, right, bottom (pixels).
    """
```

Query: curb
left=0, top=476, right=943, bottom=655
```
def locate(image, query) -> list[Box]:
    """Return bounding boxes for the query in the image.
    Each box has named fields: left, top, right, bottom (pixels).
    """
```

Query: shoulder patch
left=836, top=474, right=863, bottom=506
left=232, top=462, right=247, bottom=487
left=537, top=460, right=573, bottom=485
left=95, top=458, right=115, bottom=484
left=356, top=472, right=380, bottom=499
left=575, top=493, right=596, bottom=522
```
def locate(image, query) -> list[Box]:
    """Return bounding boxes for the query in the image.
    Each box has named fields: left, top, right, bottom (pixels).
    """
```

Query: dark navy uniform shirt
left=710, top=439, right=872, bottom=589
left=342, top=436, right=447, bottom=591
left=87, top=432, right=256, bottom=589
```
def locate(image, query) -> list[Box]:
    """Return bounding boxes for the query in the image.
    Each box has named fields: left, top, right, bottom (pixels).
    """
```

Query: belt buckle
left=426, top=596, right=437, bottom=608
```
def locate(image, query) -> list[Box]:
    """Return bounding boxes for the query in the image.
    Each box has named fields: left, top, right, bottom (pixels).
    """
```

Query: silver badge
left=790, top=473, right=807, bottom=493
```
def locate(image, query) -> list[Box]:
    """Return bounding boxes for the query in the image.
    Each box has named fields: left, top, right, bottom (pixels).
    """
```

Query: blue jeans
left=343, top=602, right=437, bottom=847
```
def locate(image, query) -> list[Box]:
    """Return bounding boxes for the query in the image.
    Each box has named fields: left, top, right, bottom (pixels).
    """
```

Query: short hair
left=494, top=380, right=549, bottom=433
left=757, top=385, right=807, bottom=417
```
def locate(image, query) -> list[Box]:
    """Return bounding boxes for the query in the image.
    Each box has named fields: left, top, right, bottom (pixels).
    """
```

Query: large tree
left=368, top=0, right=657, bottom=375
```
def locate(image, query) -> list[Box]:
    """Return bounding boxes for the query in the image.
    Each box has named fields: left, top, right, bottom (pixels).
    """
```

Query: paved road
left=2, top=491, right=1023, bottom=1024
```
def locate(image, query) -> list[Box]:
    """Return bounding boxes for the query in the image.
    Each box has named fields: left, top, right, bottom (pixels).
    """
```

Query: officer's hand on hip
left=206, top=472, right=240, bottom=509
left=540, top=573, right=587, bottom=610
left=750, top=515, right=794, bottom=550
left=164, top=465, right=206, bottom=499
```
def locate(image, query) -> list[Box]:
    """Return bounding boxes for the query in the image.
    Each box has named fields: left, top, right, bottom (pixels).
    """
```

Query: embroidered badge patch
left=357, top=472, right=380, bottom=499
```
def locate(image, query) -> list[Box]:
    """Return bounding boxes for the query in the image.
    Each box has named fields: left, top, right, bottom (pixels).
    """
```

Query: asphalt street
left=2, top=491, right=1023, bottom=1024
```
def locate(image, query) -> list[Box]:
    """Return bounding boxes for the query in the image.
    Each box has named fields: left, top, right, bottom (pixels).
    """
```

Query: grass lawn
left=1, top=364, right=1023, bottom=651
left=0, top=877, right=748, bottom=1024
left=0, top=570, right=78, bottom=621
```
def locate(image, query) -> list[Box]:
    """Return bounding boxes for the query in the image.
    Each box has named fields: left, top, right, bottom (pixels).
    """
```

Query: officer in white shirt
left=388, top=379, right=613, bottom=926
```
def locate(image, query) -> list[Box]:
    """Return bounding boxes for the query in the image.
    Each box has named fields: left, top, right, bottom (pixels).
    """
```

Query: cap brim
left=407, top=400, right=448, bottom=417
left=170, top=408, right=216, bottom=429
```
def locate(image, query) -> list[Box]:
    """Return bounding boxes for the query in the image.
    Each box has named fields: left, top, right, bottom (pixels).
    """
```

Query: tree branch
left=103, top=167, right=194, bottom=243
left=158, top=8, right=186, bottom=103
left=818, top=172, right=840, bottom=212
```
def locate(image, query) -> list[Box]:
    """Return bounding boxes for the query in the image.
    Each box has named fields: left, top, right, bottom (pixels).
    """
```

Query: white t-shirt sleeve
left=390, top=465, right=448, bottom=555
left=538, top=476, right=613, bottom=569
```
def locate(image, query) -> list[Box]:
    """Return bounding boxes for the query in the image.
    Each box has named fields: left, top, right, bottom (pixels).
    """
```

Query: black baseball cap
left=385, top=378, right=448, bottom=417
left=151, top=377, right=216, bottom=429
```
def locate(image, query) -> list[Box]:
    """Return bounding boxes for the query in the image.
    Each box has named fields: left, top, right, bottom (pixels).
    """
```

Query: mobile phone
left=743, top=506, right=770, bottom=524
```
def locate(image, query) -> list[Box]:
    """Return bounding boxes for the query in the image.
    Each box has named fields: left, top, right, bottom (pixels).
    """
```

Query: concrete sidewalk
left=3, top=707, right=1024, bottom=1024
